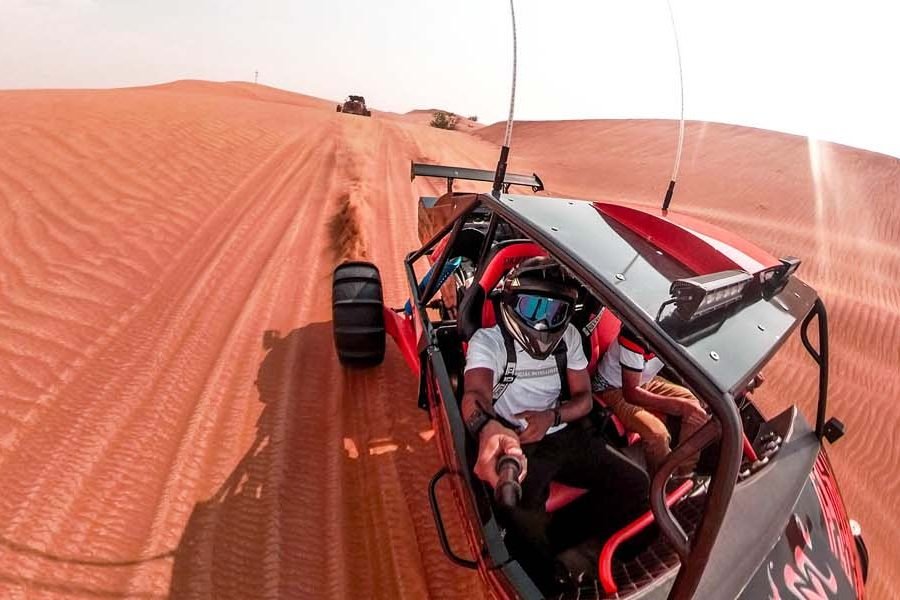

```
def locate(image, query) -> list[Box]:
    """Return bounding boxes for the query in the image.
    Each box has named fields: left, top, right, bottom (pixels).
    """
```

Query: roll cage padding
left=457, top=241, right=546, bottom=340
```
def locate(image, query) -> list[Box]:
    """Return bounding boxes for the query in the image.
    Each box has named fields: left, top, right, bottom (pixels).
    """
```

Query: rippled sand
left=0, top=82, right=896, bottom=598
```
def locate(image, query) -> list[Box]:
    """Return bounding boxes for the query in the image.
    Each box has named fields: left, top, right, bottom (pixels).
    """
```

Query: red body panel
left=383, top=308, right=420, bottom=374
left=595, top=203, right=781, bottom=276
left=812, top=451, right=867, bottom=595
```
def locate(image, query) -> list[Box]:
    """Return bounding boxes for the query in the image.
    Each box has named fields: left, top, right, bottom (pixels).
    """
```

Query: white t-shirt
left=464, top=324, right=588, bottom=434
left=593, top=326, right=664, bottom=391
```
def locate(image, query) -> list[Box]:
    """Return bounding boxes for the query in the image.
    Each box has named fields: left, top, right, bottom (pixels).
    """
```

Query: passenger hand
left=515, top=409, right=555, bottom=445
left=474, top=421, right=526, bottom=489
left=680, top=399, right=708, bottom=430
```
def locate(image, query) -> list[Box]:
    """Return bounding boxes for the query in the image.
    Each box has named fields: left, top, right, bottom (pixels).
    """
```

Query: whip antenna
left=492, top=0, right=518, bottom=196
left=662, top=0, right=685, bottom=211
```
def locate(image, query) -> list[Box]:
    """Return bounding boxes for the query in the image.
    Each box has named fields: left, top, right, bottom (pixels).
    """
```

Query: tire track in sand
left=0, top=86, right=503, bottom=600
left=0, top=112, right=339, bottom=597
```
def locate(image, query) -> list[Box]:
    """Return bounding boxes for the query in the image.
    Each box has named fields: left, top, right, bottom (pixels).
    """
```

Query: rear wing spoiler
left=410, top=161, right=544, bottom=195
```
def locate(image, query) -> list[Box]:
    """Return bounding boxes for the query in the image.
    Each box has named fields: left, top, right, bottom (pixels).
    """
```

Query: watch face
left=466, top=406, right=489, bottom=435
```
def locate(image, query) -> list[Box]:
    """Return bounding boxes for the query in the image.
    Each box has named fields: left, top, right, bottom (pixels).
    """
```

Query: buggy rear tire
left=336, top=105, right=342, bottom=112
left=332, top=261, right=385, bottom=367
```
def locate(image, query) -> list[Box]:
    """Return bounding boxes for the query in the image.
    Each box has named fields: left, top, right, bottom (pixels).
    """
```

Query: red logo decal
left=768, top=516, right=839, bottom=600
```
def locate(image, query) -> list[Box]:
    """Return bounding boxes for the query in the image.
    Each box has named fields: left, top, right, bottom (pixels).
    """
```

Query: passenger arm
left=621, top=369, right=704, bottom=425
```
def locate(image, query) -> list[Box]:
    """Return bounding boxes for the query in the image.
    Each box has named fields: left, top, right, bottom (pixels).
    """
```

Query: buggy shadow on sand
left=331, top=163, right=868, bottom=599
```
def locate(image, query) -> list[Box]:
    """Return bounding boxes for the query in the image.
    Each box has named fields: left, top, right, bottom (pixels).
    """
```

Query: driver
left=461, top=257, right=648, bottom=590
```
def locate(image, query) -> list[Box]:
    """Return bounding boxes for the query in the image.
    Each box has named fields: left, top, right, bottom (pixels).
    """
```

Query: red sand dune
left=0, top=82, right=897, bottom=599
left=148, top=79, right=340, bottom=111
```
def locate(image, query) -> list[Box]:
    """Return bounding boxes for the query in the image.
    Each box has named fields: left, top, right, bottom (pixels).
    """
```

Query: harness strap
left=553, top=340, right=569, bottom=402
left=492, top=327, right=518, bottom=400
left=492, top=328, right=570, bottom=405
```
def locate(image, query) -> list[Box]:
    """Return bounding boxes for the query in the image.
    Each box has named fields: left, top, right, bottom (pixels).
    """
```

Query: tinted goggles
left=511, top=294, right=572, bottom=329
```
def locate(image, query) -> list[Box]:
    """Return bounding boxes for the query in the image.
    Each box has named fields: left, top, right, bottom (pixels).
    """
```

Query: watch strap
left=466, top=406, right=494, bottom=437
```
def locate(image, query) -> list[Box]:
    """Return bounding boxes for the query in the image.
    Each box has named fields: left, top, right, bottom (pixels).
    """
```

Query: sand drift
left=0, top=81, right=897, bottom=599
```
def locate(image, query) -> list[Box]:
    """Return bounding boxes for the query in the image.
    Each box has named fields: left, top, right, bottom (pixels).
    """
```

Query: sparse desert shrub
left=430, top=110, right=457, bottom=130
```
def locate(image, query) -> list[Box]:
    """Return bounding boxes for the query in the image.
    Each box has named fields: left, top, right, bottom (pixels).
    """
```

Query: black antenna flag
left=662, top=0, right=686, bottom=212
left=492, top=0, right=518, bottom=196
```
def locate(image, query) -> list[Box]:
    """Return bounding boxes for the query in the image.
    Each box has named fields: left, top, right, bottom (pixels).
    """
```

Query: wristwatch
left=465, top=405, right=494, bottom=437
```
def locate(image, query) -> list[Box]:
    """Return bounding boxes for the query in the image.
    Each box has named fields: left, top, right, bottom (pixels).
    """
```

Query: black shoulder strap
left=553, top=340, right=569, bottom=401
left=492, top=326, right=517, bottom=401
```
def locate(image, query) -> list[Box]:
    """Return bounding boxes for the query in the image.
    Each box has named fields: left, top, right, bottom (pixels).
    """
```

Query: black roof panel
left=491, top=193, right=818, bottom=394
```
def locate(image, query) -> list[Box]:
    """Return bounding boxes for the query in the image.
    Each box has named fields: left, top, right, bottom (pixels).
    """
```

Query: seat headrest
left=458, top=241, right=546, bottom=340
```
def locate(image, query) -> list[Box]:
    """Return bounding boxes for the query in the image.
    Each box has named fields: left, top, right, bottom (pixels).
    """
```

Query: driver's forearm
left=560, top=391, right=591, bottom=422
left=623, top=386, right=686, bottom=415
left=462, top=390, right=495, bottom=422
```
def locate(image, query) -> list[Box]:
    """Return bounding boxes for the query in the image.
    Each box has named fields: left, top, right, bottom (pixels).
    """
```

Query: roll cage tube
left=486, top=194, right=743, bottom=599
left=651, top=420, right=721, bottom=562
left=800, top=298, right=830, bottom=438
left=478, top=212, right=500, bottom=267
left=410, top=195, right=482, bottom=307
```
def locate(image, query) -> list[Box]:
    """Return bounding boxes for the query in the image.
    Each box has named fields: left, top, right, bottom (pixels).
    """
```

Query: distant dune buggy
left=331, top=163, right=868, bottom=599
left=336, top=94, right=371, bottom=117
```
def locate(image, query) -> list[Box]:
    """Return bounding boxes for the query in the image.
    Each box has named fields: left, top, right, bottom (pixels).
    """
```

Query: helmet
left=498, top=257, right=578, bottom=360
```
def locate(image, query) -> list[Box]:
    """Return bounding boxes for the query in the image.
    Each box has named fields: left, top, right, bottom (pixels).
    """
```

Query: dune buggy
left=336, top=94, right=371, bottom=117
left=330, top=163, right=868, bottom=599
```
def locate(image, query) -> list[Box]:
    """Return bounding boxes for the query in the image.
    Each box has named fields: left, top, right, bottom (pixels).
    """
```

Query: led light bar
left=669, top=270, right=754, bottom=321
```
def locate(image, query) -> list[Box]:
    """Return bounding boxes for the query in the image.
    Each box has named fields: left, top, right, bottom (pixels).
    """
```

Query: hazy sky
left=3, top=0, right=899, bottom=158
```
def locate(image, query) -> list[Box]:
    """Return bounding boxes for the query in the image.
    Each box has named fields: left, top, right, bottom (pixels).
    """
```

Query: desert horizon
left=8, top=78, right=900, bottom=162
left=0, top=80, right=897, bottom=599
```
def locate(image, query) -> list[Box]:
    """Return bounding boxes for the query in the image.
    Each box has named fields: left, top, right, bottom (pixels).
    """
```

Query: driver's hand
left=474, top=421, right=526, bottom=489
left=515, top=409, right=555, bottom=445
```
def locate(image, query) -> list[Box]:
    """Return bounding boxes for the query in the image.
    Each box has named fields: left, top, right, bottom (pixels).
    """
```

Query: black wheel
left=336, top=105, right=342, bottom=112
left=332, top=261, right=385, bottom=367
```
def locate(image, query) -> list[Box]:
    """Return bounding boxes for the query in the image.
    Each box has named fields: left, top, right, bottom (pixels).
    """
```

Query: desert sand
left=0, top=81, right=897, bottom=599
